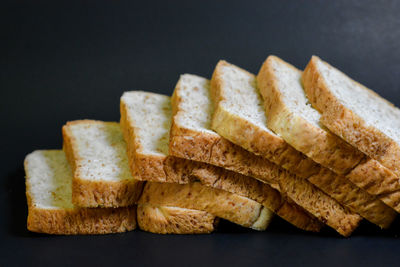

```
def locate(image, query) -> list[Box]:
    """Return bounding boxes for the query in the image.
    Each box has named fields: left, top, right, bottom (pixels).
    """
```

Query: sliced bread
left=303, top=56, right=400, bottom=179
left=25, top=150, right=136, bottom=235
left=138, top=182, right=273, bottom=230
left=120, top=91, right=274, bottom=230
left=120, top=91, right=173, bottom=182
left=256, top=56, right=397, bottom=226
left=170, top=73, right=361, bottom=236
left=165, top=156, right=323, bottom=232
left=259, top=57, right=400, bottom=213
left=62, top=120, right=143, bottom=208
left=137, top=204, right=218, bottom=234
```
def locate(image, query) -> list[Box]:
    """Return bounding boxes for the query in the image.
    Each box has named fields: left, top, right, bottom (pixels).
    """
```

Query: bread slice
left=256, top=56, right=397, bottom=226
left=138, top=182, right=273, bottom=230
left=62, top=120, right=143, bottom=208
left=303, top=56, right=400, bottom=210
left=120, top=91, right=274, bottom=230
left=303, top=56, right=400, bottom=179
left=137, top=204, right=218, bottom=234
left=120, top=91, right=173, bottom=182
left=25, top=150, right=136, bottom=235
left=170, top=73, right=361, bottom=236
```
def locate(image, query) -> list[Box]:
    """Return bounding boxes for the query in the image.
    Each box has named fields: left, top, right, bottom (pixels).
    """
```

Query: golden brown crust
left=138, top=182, right=269, bottom=229
left=164, top=156, right=323, bottom=232
left=62, top=120, right=143, bottom=208
left=302, top=56, right=400, bottom=177
left=256, top=56, right=396, bottom=228
left=27, top=205, right=136, bottom=235
left=137, top=204, right=217, bottom=234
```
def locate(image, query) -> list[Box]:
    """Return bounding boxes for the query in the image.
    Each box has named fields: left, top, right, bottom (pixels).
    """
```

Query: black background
left=2, top=1, right=400, bottom=266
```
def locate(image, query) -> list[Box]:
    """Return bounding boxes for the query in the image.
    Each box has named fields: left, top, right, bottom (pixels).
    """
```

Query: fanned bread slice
left=256, top=56, right=397, bottom=226
left=137, top=204, right=218, bottom=234
left=62, top=120, right=143, bottom=208
left=25, top=150, right=136, bottom=235
left=120, top=91, right=173, bottom=182
left=303, top=56, right=400, bottom=179
left=170, top=74, right=360, bottom=236
left=138, top=182, right=272, bottom=231
left=120, top=91, right=274, bottom=230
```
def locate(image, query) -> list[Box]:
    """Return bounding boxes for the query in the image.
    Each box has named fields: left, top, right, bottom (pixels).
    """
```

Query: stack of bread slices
left=25, top=55, right=400, bottom=236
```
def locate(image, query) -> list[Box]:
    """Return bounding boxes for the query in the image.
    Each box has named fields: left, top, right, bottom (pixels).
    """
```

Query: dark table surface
left=2, top=1, right=400, bottom=266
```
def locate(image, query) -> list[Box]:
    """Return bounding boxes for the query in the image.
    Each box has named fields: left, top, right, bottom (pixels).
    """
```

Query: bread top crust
left=302, top=56, right=400, bottom=177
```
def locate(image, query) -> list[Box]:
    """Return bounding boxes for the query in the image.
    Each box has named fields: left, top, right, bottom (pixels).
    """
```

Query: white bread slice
left=62, top=120, right=143, bottom=208
left=138, top=182, right=272, bottom=231
left=24, top=150, right=136, bottom=235
left=303, top=56, right=400, bottom=179
left=256, top=56, right=397, bottom=226
left=120, top=91, right=274, bottom=230
left=137, top=204, right=218, bottom=234
left=170, top=74, right=360, bottom=236
left=120, top=91, right=172, bottom=182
